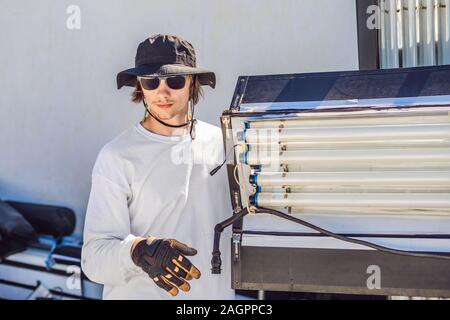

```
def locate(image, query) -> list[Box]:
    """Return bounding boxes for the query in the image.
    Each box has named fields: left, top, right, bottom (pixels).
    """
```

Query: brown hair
left=131, top=75, right=203, bottom=105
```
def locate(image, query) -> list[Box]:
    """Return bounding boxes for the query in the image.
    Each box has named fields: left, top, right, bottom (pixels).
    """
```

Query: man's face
left=140, top=75, right=192, bottom=121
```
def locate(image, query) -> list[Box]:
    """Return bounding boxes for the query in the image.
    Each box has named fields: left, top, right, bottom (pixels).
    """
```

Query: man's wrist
left=131, top=237, right=146, bottom=253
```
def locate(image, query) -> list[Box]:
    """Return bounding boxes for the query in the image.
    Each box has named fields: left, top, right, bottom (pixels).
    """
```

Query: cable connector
left=210, top=144, right=240, bottom=176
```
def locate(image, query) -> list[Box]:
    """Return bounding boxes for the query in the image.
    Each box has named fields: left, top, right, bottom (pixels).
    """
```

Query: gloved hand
left=131, top=237, right=201, bottom=296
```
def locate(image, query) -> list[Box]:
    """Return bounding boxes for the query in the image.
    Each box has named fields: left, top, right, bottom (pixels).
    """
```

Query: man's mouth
left=156, top=103, right=173, bottom=109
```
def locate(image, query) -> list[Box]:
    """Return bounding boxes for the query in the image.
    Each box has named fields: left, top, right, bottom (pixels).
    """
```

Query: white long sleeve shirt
left=81, top=120, right=234, bottom=300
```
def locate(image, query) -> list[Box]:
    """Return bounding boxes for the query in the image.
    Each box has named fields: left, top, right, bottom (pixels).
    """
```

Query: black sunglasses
left=139, top=75, right=187, bottom=90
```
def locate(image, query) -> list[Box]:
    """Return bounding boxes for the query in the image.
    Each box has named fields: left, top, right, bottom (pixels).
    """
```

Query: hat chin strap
left=142, top=99, right=197, bottom=139
left=143, top=100, right=190, bottom=128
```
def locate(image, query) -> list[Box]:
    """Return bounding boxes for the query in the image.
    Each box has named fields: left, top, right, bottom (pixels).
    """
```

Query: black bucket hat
left=117, top=34, right=216, bottom=90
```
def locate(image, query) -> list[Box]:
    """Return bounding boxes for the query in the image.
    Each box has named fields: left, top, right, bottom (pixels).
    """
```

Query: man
left=81, top=34, right=234, bottom=300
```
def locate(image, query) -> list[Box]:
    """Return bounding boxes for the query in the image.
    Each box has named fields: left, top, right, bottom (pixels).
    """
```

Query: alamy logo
left=366, top=5, right=381, bottom=30
left=66, top=5, right=81, bottom=30
left=366, top=265, right=381, bottom=290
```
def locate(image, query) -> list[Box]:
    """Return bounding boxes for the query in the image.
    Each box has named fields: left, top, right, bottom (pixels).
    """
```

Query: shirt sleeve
left=81, top=147, right=142, bottom=286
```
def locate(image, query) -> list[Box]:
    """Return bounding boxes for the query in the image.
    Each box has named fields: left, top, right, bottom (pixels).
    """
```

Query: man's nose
left=156, top=79, right=171, bottom=94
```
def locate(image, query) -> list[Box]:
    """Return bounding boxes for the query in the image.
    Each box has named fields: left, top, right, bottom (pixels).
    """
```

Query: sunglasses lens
left=140, top=78, right=160, bottom=90
left=166, top=76, right=186, bottom=90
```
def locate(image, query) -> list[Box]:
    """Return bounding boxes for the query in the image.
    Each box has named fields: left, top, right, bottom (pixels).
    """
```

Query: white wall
left=0, top=0, right=359, bottom=236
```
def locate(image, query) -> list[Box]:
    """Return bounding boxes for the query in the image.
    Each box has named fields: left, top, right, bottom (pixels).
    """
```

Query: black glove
left=131, top=237, right=201, bottom=296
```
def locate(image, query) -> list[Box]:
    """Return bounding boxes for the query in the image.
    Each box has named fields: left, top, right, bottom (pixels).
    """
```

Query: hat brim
left=116, top=63, right=216, bottom=89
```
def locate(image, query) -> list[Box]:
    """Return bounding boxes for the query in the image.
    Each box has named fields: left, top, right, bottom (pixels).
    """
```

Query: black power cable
left=211, top=207, right=249, bottom=274
left=211, top=206, right=450, bottom=274
left=254, top=206, right=450, bottom=261
left=209, top=144, right=240, bottom=176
